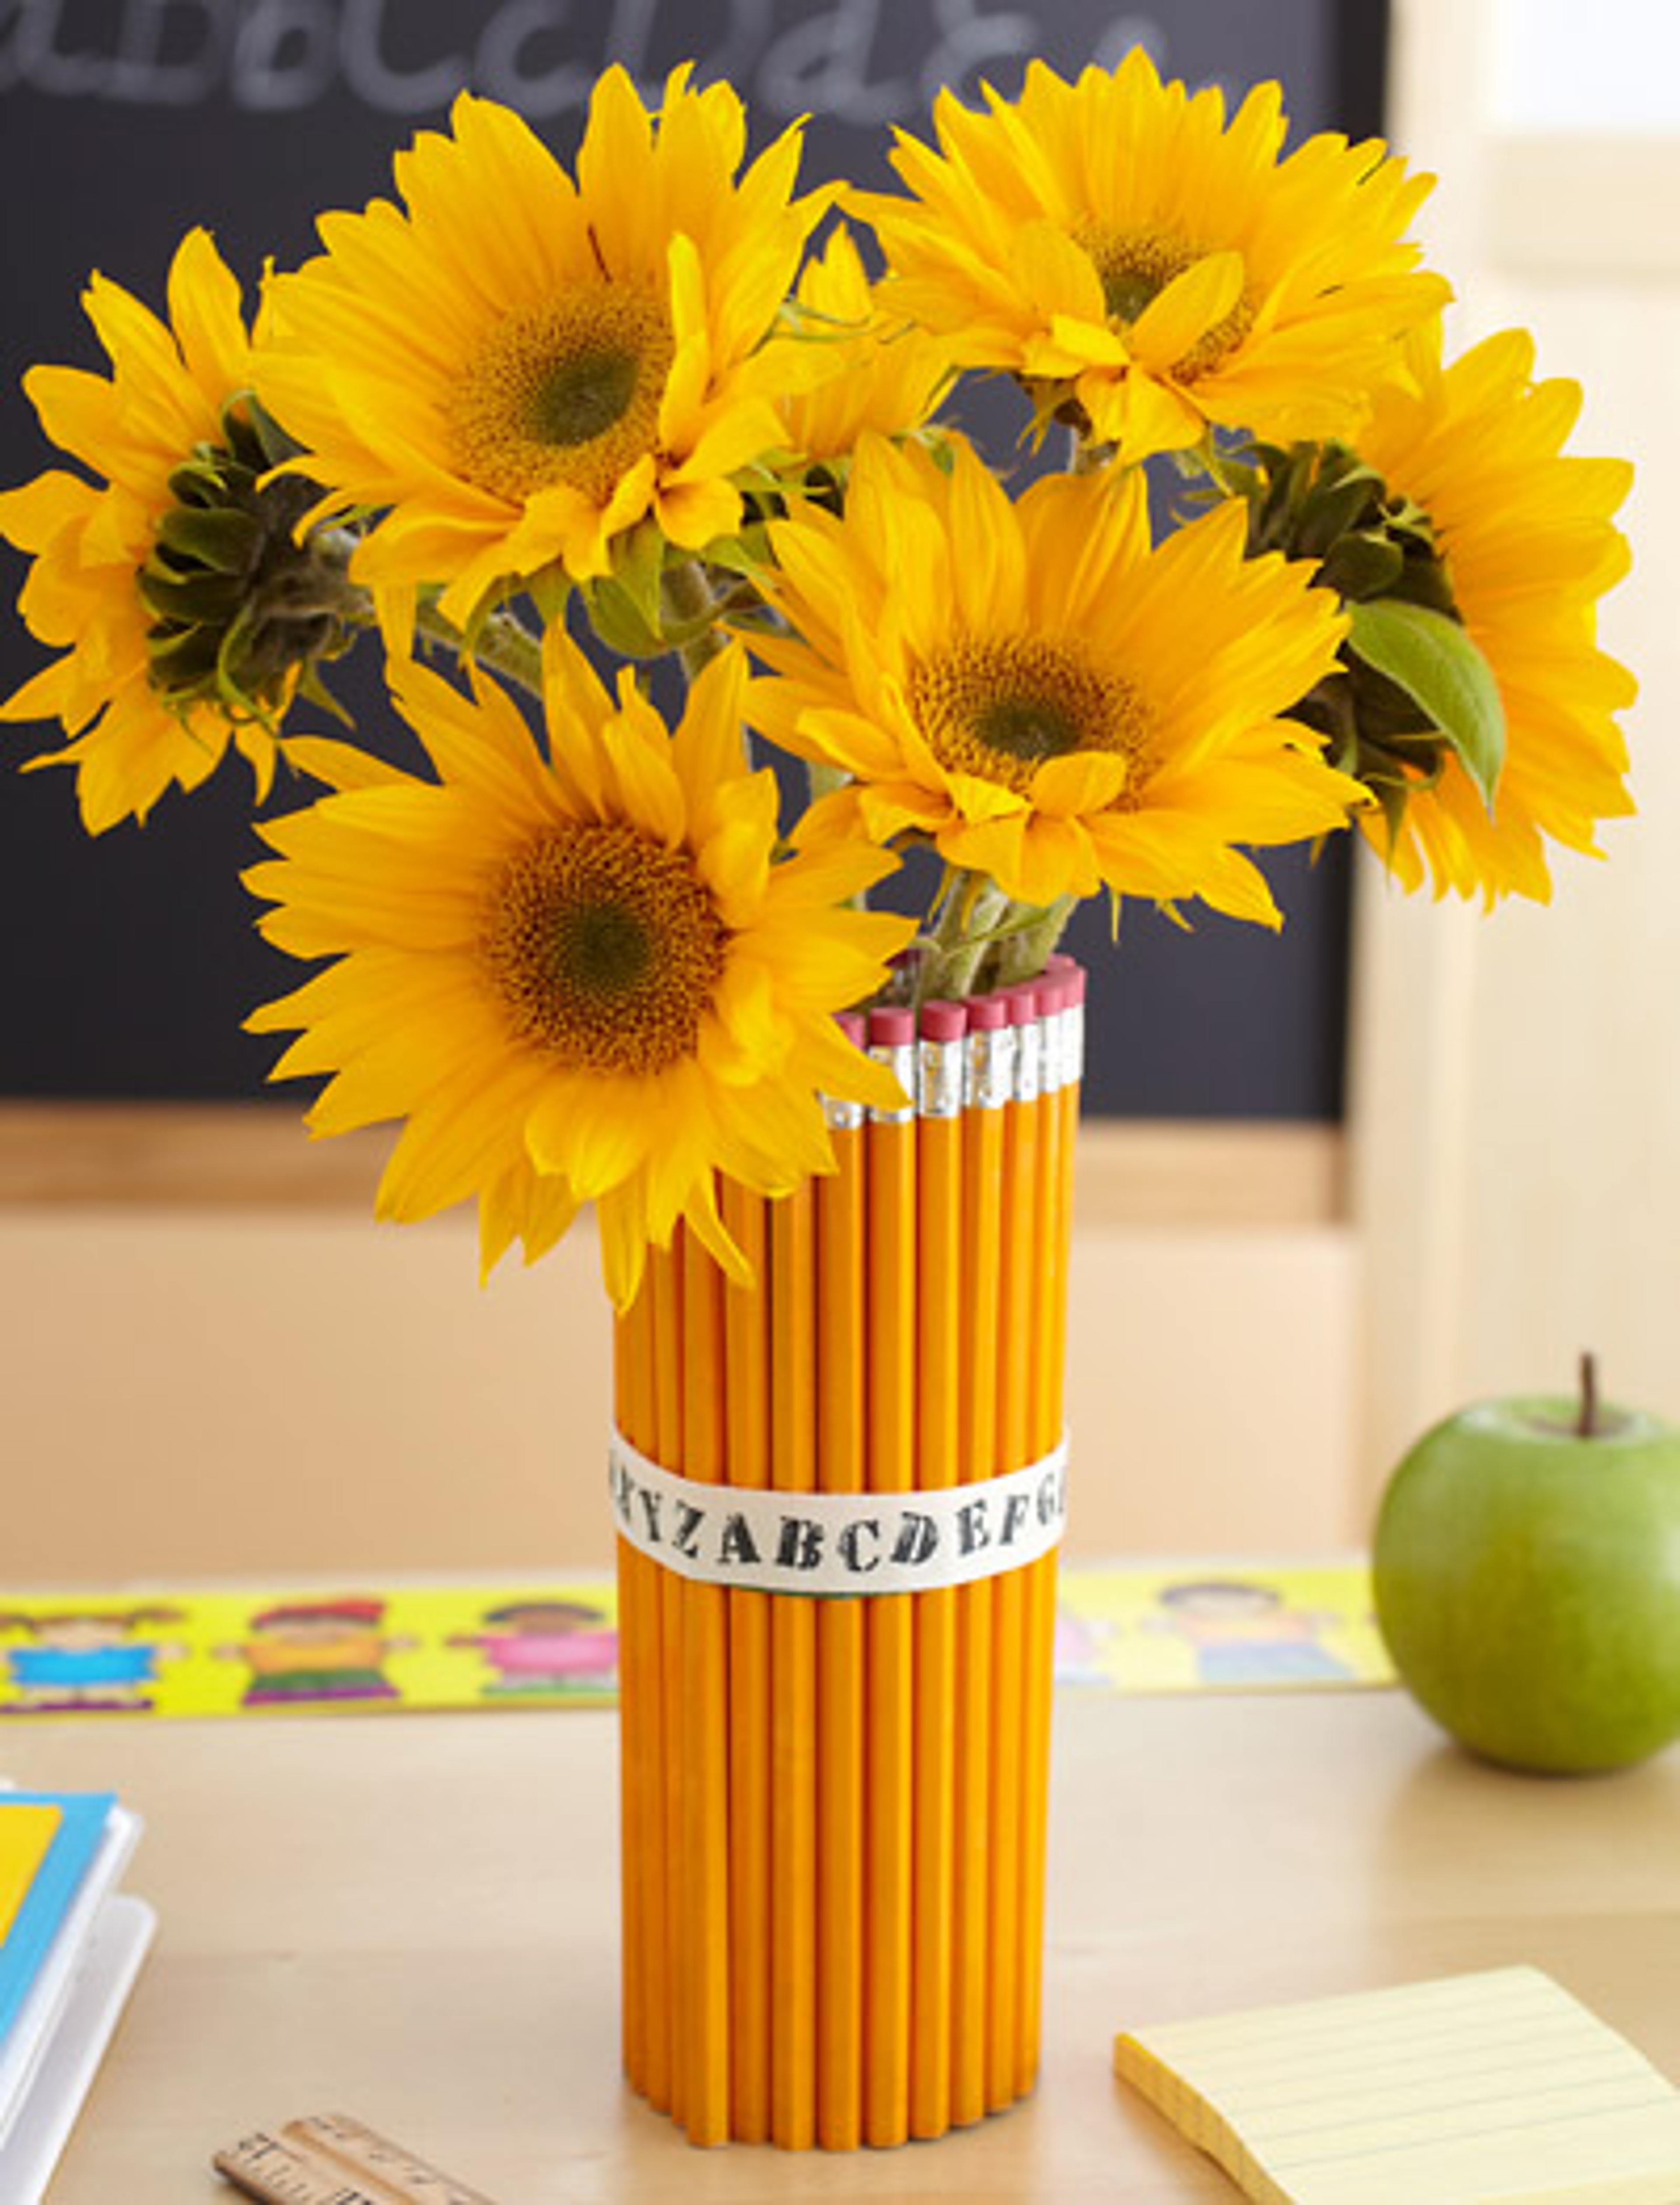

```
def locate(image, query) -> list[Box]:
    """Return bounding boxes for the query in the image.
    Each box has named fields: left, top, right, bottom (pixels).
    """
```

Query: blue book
left=0, top=1795, right=115, bottom=2048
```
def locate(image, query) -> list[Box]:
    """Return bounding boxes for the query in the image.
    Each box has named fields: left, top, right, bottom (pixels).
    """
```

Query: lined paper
left=1114, top=1968, right=1680, bottom=2203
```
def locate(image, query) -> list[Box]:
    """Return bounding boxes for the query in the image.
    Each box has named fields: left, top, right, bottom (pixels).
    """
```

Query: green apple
left=1372, top=1361, right=1680, bottom=1774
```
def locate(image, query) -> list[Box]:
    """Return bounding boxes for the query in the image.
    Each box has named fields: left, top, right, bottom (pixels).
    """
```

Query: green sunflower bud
left=140, top=393, right=363, bottom=731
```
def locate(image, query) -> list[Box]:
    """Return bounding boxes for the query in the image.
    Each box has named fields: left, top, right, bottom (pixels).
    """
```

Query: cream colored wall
left=1353, top=1, right=1680, bottom=1484
left=0, top=1120, right=1359, bottom=1584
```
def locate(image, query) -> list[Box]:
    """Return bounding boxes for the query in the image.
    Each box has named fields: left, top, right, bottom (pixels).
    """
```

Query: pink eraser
left=1002, top=981, right=1042, bottom=1025
left=836, top=1011, right=866, bottom=1049
left=1047, top=952, right=1088, bottom=1003
left=919, top=999, right=968, bottom=1044
left=966, top=993, right=1010, bottom=1032
left=867, top=1004, right=916, bottom=1048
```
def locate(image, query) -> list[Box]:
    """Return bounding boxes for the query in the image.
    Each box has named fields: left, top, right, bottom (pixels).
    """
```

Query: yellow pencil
left=864, top=1002, right=917, bottom=2147
left=770, top=1176, right=819, bottom=2149
left=950, top=988, right=1011, bottom=2126
left=815, top=1015, right=867, bottom=2150
left=646, top=1239, right=689, bottom=2131
left=1017, top=968, right=1077, bottom=2094
left=910, top=999, right=966, bottom=2138
left=988, top=979, right=1042, bottom=2112
left=612, top=1297, right=649, bottom=2098
left=617, top=1269, right=671, bottom=2112
left=680, top=1219, right=732, bottom=2145
left=720, top=1175, right=772, bottom=2142
left=1045, top=958, right=1085, bottom=1443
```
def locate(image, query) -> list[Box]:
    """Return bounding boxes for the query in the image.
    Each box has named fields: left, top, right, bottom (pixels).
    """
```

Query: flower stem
left=413, top=597, right=546, bottom=699
left=664, top=558, right=728, bottom=684
left=990, top=895, right=1078, bottom=987
left=920, top=869, right=1011, bottom=1002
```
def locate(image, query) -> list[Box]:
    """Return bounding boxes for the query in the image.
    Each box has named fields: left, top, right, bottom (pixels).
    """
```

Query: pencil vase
left=609, top=966, right=1082, bottom=2148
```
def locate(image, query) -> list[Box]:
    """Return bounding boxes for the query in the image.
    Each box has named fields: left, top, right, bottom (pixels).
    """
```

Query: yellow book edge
left=0, top=1804, right=63, bottom=1943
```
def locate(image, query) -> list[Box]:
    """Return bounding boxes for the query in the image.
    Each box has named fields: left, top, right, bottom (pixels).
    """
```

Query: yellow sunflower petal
left=2, top=230, right=287, bottom=829
left=863, top=49, right=1443, bottom=461
left=258, top=73, right=826, bottom=636
left=1352, top=325, right=1637, bottom=903
left=752, top=432, right=1354, bottom=917
left=245, top=657, right=906, bottom=1302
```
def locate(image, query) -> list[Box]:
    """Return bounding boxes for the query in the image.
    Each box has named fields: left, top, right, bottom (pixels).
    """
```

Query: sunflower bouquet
left=0, top=46, right=1642, bottom=2157
left=0, top=51, right=1636, bottom=1309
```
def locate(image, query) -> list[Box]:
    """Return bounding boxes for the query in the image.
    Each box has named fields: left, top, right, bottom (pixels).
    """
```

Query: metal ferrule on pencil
left=867, top=1042, right=916, bottom=1124
left=965, top=1022, right=1015, bottom=1112
left=917, top=1035, right=964, bottom=1120
left=1046, top=1000, right=1075, bottom=1094
left=1013, top=1014, right=1043, bottom=1106
left=1064, top=995, right=1085, bottom=1091
left=1040, top=1004, right=1064, bottom=1096
left=822, top=1092, right=866, bottom=1132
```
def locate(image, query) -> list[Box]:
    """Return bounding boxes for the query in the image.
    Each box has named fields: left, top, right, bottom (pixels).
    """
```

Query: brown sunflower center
left=479, top=819, right=728, bottom=1076
left=447, top=280, right=675, bottom=506
left=1078, top=224, right=1253, bottom=379
left=906, top=636, right=1151, bottom=798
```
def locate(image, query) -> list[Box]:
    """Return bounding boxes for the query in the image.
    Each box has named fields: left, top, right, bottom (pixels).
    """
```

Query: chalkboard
left=0, top=0, right=1389, bottom=1116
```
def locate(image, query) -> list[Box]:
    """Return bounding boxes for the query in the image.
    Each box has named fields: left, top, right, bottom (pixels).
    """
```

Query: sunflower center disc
left=972, top=693, right=1084, bottom=766
left=529, top=349, right=644, bottom=450
left=560, top=900, right=654, bottom=993
left=448, top=282, right=675, bottom=505
left=1079, top=224, right=1253, bottom=377
left=908, top=635, right=1147, bottom=798
left=481, top=820, right=728, bottom=1075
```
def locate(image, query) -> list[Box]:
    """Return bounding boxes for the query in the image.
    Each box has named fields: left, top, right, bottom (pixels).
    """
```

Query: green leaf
left=1317, top=531, right=1404, bottom=602
left=154, top=505, right=262, bottom=574
left=582, top=575, right=666, bottom=660
left=137, top=566, right=244, bottom=623
left=1348, top=598, right=1506, bottom=812
left=527, top=566, right=572, bottom=628
left=703, top=523, right=774, bottom=579
left=298, top=662, right=356, bottom=727
left=611, top=517, right=666, bottom=634
left=1293, top=466, right=1384, bottom=557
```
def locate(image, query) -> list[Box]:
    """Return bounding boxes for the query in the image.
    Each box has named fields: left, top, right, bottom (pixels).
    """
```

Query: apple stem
left=1578, top=1350, right=1600, bottom=1438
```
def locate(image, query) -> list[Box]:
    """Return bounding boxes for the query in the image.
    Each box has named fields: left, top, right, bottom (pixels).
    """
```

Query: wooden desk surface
left=15, top=1689, right=1680, bottom=2202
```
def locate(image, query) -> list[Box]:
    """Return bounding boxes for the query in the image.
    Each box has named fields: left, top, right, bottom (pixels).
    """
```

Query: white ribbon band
left=609, top=1428, right=1069, bottom=1597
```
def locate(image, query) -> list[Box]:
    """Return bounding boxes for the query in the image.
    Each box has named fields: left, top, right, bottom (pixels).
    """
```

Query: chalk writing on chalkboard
left=0, top=1, right=1172, bottom=120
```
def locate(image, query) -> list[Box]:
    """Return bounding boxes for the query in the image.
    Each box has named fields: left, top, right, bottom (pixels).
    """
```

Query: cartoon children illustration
left=222, top=1596, right=414, bottom=1707
left=1052, top=1606, right=1118, bottom=1687
left=1147, top=1578, right=1355, bottom=1687
left=0, top=1606, right=186, bottom=1712
left=449, top=1598, right=618, bottom=1698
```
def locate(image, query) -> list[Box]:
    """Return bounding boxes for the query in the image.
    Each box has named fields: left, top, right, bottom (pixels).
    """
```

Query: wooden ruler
left=212, top=2113, right=500, bottom=2205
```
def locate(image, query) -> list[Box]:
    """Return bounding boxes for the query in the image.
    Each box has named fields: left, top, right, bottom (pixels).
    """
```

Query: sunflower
left=775, top=224, right=951, bottom=466
left=746, top=434, right=1361, bottom=923
left=1348, top=326, right=1636, bottom=903
left=0, top=228, right=300, bottom=831
left=244, top=642, right=911, bottom=1309
left=857, top=49, right=1449, bottom=463
left=257, top=69, right=829, bottom=640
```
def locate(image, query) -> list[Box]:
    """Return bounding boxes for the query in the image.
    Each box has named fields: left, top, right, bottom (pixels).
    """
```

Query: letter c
left=838, top=1518, right=881, bottom=1573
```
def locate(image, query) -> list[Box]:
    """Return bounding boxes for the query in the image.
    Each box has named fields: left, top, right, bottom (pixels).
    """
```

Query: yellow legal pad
left=0, top=1804, right=62, bottom=1944
left=1114, top=1967, right=1680, bottom=2203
